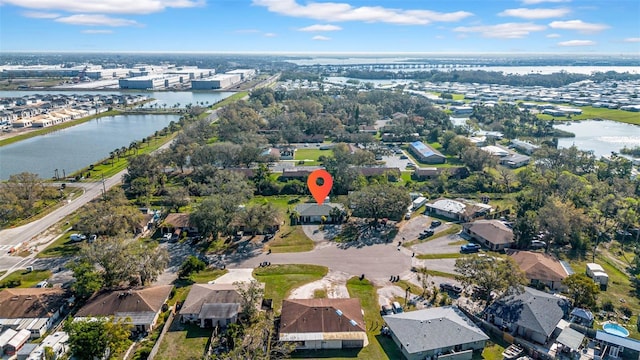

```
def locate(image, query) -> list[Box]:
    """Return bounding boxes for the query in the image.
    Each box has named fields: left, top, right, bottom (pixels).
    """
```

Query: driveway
left=227, top=241, right=411, bottom=284
left=395, top=215, right=453, bottom=243
left=411, top=233, right=464, bottom=254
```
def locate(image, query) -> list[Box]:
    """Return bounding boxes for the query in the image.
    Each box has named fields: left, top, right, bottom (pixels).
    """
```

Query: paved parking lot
left=396, top=215, right=453, bottom=243
left=411, top=233, right=464, bottom=254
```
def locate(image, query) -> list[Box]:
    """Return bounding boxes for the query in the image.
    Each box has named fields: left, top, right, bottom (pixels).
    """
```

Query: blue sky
left=1, top=0, right=639, bottom=53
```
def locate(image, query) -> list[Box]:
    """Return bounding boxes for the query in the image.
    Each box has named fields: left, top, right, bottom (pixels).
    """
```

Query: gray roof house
left=293, top=203, right=344, bottom=224
left=384, top=306, right=489, bottom=360
left=462, top=220, right=515, bottom=251
left=180, top=284, right=243, bottom=328
left=483, top=287, right=570, bottom=345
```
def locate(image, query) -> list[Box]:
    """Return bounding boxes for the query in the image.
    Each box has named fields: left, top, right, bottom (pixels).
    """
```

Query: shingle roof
left=383, top=306, right=489, bottom=355
left=180, top=284, right=242, bottom=318
left=507, top=250, right=568, bottom=282
left=463, top=220, right=514, bottom=245
left=0, top=288, right=68, bottom=319
left=163, top=213, right=191, bottom=228
left=294, top=203, right=344, bottom=217
left=75, top=285, right=172, bottom=318
left=280, top=298, right=366, bottom=334
left=484, top=287, right=570, bottom=338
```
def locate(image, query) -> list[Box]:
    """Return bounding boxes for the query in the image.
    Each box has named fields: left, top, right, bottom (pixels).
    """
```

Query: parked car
left=439, top=283, right=462, bottom=294
left=70, top=234, right=86, bottom=242
left=460, top=243, right=481, bottom=253
left=404, top=212, right=412, bottom=220
left=400, top=155, right=408, bottom=159
left=380, top=305, right=393, bottom=316
left=392, top=301, right=404, bottom=313
left=529, top=240, right=546, bottom=249
left=430, top=220, right=442, bottom=227
left=419, top=229, right=434, bottom=239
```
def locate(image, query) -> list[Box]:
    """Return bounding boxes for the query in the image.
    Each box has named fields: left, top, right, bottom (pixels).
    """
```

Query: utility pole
left=101, top=173, right=107, bottom=199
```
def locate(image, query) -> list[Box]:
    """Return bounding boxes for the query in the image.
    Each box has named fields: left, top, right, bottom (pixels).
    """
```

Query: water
left=554, top=120, right=640, bottom=158
left=0, top=90, right=234, bottom=109
left=0, top=114, right=180, bottom=179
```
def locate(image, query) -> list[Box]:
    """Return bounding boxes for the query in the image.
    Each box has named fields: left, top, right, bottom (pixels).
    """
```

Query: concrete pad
left=288, top=270, right=350, bottom=299
left=212, top=268, right=255, bottom=284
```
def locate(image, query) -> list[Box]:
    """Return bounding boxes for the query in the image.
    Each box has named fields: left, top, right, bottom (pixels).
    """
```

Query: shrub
left=601, top=300, right=614, bottom=312
left=178, top=256, right=206, bottom=278
left=620, top=305, right=633, bottom=318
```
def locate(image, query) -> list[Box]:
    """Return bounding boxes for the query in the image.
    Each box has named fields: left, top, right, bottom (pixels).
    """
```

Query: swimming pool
left=603, top=323, right=630, bottom=337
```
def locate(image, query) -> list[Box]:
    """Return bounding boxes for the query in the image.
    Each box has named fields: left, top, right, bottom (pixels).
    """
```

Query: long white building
left=119, top=75, right=181, bottom=90
left=191, top=74, right=241, bottom=90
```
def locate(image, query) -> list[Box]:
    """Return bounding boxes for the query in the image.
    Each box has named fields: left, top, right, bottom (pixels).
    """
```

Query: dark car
left=430, top=220, right=442, bottom=227
left=419, top=229, right=434, bottom=239
left=439, top=283, right=462, bottom=294
left=380, top=305, right=393, bottom=316
left=460, top=243, right=481, bottom=253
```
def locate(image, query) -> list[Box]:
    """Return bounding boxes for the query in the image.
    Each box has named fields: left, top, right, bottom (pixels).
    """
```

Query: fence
left=148, top=307, right=176, bottom=360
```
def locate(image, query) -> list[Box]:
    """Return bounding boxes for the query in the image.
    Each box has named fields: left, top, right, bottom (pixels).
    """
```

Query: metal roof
left=556, top=327, right=584, bottom=350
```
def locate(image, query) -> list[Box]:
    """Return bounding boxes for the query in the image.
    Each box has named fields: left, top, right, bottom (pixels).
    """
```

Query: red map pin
left=307, top=169, right=333, bottom=206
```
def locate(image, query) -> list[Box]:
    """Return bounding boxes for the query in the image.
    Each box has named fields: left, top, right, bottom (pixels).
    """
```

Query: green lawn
left=37, top=233, right=81, bottom=258
left=417, top=253, right=463, bottom=260
left=154, top=323, right=212, bottom=360
left=425, top=269, right=457, bottom=279
left=0, top=269, right=52, bottom=288
left=536, top=106, right=640, bottom=125
left=249, top=196, right=315, bottom=253
left=189, top=268, right=228, bottom=284
left=253, top=264, right=328, bottom=313
left=294, top=148, right=332, bottom=166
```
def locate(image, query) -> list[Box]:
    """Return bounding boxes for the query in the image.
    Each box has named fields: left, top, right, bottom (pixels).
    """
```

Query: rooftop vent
left=349, top=319, right=357, bottom=326
left=336, top=309, right=343, bottom=316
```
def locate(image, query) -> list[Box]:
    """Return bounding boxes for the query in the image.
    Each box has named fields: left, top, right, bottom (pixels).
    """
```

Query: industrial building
left=225, top=69, right=256, bottom=80
left=166, top=67, right=216, bottom=84
left=119, top=75, right=181, bottom=90
left=191, top=74, right=242, bottom=90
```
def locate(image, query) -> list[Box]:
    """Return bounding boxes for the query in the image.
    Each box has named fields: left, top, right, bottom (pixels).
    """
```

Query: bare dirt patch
left=288, top=270, right=350, bottom=299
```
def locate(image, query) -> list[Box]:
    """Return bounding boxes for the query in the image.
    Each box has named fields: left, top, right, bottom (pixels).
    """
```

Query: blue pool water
left=603, top=323, right=630, bottom=337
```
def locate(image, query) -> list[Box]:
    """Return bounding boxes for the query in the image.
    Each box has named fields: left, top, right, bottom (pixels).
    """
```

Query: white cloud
left=298, top=24, right=342, bottom=32
left=549, top=19, right=608, bottom=33
left=263, top=32, right=277, bottom=37
left=22, top=11, right=60, bottom=18
left=522, top=0, right=570, bottom=4
left=6, top=0, right=204, bottom=15
left=546, top=33, right=561, bottom=38
left=55, top=14, right=140, bottom=26
left=454, top=22, right=546, bottom=39
left=252, top=0, right=473, bottom=25
left=312, top=35, right=331, bottom=41
left=81, top=29, right=114, bottom=34
left=558, top=39, right=596, bottom=46
left=623, top=37, right=640, bottom=43
left=498, top=8, right=570, bottom=19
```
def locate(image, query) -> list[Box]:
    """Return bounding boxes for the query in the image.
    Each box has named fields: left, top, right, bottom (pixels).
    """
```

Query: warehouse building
left=119, top=75, right=181, bottom=90
left=191, top=74, right=242, bottom=90
left=226, top=69, right=256, bottom=80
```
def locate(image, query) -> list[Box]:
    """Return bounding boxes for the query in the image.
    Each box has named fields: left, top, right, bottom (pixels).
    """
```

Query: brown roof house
left=279, top=298, right=367, bottom=350
left=180, top=283, right=261, bottom=328
left=462, top=220, right=515, bottom=251
left=0, top=288, right=69, bottom=339
left=507, top=250, right=570, bottom=291
left=75, top=285, right=172, bottom=334
left=161, top=212, right=197, bottom=240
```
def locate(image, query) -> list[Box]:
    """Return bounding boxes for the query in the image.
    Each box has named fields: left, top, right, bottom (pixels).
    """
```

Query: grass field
left=249, top=196, right=315, bottom=253
left=293, top=148, right=332, bottom=166
left=154, top=323, right=211, bottom=360
left=189, top=268, right=228, bottom=284
left=0, top=269, right=52, bottom=288
left=417, top=253, right=463, bottom=260
left=536, top=106, right=640, bottom=125
left=36, top=233, right=81, bottom=258
left=253, top=264, right=328, bottom=313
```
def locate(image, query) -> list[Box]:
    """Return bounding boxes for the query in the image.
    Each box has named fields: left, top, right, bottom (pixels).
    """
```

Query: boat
left=502, top=344, right=524, bottom=360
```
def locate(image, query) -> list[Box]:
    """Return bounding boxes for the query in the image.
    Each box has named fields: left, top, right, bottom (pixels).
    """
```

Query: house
left=356, top=167, right=401, bottom=181
left=75, top=285, right=173, bottom=334
left=0, top=329, right=17, bottom=354
left=462, top=220, right=515, bottom=251
left=425, top=198, right=492, bottom=222
left=412, top=167, right=468, bottom=181
left=595, top=330, right=640, bottom=360
left=279, top=168, right=313, bottom=181
left=480, top=145, right=510, bottom=157
left=180, top=283, right=260, bottom=328
left=484, top=287, right=570, bottom=345
left=4, top=329, right=30, bottom=356
left=507, top=250, right=569, bottom=291
left=408, top=141, right=446, bottom=164
left=24, top=331, right=69, bottom=360
left=279, top=298, right=367, bottom=350
left=0, top=288, right=69, bottom=339
left=500, top=154, right=530, bottom=168
left=162, top=212, right=197, bottom=238
left=383, top=306, right=489, bottom=360
left=511, top=139, right=539, bottom=155
left=293, top=202, right=345, bottom=224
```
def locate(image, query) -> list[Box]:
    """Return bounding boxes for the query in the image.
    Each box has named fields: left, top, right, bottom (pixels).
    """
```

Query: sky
left=0, top=0, right=639, bottom=54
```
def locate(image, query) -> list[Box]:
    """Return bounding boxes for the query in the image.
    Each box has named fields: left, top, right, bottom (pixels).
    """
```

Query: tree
left=131, top=242, right=169, bottom=285
left=233, top=203, right=282, bottom=235
left=454, top=255, right=527, bottom=303
left=179, top=256, right=206, bottom=279
left=64, top=317, right=132, bottom=360
left=415, top=266, right=430, bottom=297
left=164, top=187, right=190, bottom=213
left=68, top=259, right=103, bottom=300
left=461, top=146, right=497, bottom=172
left=348, top=184, right=411, bottom=221
left=562, top=273, right=600, bottom=308
left=234, top=280, right=264, bottom=321
left=190, top=194, right=240, bottom=240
